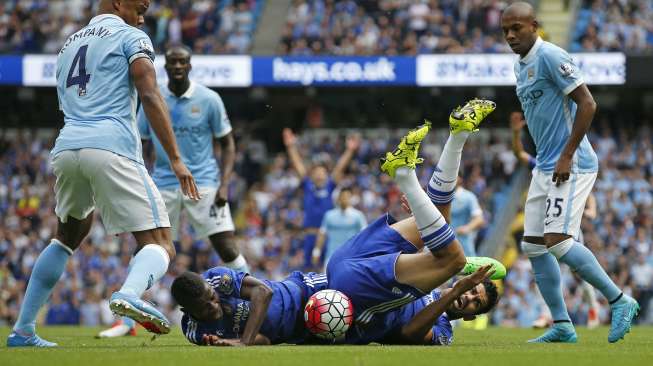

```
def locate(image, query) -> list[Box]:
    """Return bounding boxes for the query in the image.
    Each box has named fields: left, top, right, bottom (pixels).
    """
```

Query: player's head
left=445, top=279, right=499, bottom=320
left=310, top=164, right=329, bottom=187
left=501, top=1, right=539, bottom=57
left=99, top=0, right=150, bottom=27
left=165, top=45, right=192, bottom=83
left=171, top=271, right=223, bottom=322
left=337, top=188, right=352, bottom=209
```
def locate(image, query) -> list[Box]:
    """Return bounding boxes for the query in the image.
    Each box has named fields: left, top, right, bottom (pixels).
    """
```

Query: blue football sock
left=529, top=252, right=571, bottom=322
left=556, top=240, right=622, bottom=303
left=118, top=244, right=170, bottom=298
left=13, top=240, right=72, bottom=335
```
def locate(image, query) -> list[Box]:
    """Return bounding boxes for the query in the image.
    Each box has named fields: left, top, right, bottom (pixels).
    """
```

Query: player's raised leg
left=380, top=123, right=466, bottom=292
left=428, top=98, right=496, bottom=220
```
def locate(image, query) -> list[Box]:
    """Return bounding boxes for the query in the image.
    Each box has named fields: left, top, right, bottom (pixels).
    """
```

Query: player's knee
left=445, top=242, right=467, bottom=274
left=209, top=232, right=238, bottom=261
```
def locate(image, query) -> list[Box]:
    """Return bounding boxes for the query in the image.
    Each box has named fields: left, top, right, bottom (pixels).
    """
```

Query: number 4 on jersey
left=66, top=45, right=91, bottom=96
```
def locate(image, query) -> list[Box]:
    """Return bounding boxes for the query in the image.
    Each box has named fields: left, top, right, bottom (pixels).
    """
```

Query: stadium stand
left=0, top=0, right=265, bottom=54
left=278, top=0, right=512, bottom=55
left=571, top=0, right=653, bottom=53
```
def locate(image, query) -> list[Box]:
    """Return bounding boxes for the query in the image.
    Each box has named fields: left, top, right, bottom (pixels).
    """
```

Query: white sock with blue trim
left=428, top=131, right=470, bottom=205
left=395, top=167, right=455, bottom=252
left=119, top=244, right=170, bottom=298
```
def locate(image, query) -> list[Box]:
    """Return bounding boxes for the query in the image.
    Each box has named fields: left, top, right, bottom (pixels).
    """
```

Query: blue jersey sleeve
left=468, top=192, right=482, bottom=217
left=541, top=47, right=583, bottom=95
left=122, top=28, right=155, bottom=64
left=203, top=267, right=247, bottom=298
left=430, top=315, right=453, bottom=345
left=208, top=91, right=232, bottom=138
left=137, top=106, right=151, bottom=139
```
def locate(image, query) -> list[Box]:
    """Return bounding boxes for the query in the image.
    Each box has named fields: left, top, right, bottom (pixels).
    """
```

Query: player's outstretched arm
left=509, top=111, right=532, bottom=165
left=131, top=58, right=199, bottom=200
left=282, top=128, right=308, bottom=178
left=553, top=84, right=597, bottom=186
left=397, top=265, right=494, bottom=344
left=331, top=134, right=361, bottom=184
left=236, top=275, right=273, bottom=345
left=215, top=132, right=236, bottom=206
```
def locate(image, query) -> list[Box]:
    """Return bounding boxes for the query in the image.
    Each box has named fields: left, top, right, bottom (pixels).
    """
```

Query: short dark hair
left=478, top=279, right=500, bottom=315
left=165, top=44, right=192, bottom=59
left=171, top=271, right=206, bottom=309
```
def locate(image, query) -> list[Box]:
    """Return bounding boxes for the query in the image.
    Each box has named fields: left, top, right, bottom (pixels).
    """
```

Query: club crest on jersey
left=558, top=62, right=574, bottom=77
left=191, top=105, right=201, bottom=117
left=527, top=68, right=535, bottom=80
left=216, top=274, right=234, bottom=295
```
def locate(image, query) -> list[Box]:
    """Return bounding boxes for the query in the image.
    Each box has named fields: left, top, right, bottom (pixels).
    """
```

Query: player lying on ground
left=502, top=1, right=638, bottom=343
left=344, top=265, right=498, bottom=346
left=326, top=99, right=501, bottom=326
left=172, top=267, right=329, bottom=346
left=171, top=265, right=497, bottom=346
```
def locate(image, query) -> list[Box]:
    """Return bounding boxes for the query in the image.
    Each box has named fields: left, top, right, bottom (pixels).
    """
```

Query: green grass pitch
left=1, top=326, right=652, bottom=366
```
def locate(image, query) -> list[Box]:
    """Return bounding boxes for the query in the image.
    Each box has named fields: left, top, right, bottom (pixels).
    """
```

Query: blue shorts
left=326, top=214, right=425, bottom=324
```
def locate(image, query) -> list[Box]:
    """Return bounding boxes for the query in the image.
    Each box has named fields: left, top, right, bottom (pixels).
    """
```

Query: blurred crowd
left=0, top=0, right=262, bottom=54
left=279, top=0, right=512, bottom=55
left=571, top=0, right=653, bottom=53
left=2, top=122, right=652, bottom=329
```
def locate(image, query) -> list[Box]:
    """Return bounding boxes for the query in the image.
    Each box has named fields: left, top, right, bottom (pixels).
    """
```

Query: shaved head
left=98, top=0, right=149, bottom=27
left=502, top=1, right=536, bottom=22
left=501, top=1, right=539, bottom=57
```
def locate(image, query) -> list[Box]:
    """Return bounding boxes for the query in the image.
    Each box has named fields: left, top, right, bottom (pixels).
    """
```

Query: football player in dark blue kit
left=171, top=267, right=328, bottom=346
left=327, top=100, right=502, bottom=326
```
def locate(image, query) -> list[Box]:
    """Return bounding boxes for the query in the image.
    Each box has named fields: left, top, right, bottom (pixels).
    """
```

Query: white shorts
left=160, top=187, right=235, bottom=240
left=524, top=169, right=597, bottom=238
left=52, top=149, right=170, bottom=235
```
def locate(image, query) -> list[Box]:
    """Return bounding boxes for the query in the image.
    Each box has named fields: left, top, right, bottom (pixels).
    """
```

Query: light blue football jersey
left=451, top=188, right=482, bottom=256
left=138, top=82, right=232, bottom=189
left=53, top=14, right=155, bottom=164
left=514, top=37, right=598, bottom=173
left=320, top=206, right=367, bottom=260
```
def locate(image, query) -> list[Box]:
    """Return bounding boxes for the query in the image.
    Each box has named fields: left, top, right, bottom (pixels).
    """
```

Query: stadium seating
left=570, top=0, right=653, bottom=53
left=279, top=0, right=512, bottom=55
left=0, top=0, right=265, bottom=54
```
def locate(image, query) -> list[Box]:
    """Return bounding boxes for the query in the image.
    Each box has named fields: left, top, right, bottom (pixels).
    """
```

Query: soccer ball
left=304, top=289, right=354, bottom=341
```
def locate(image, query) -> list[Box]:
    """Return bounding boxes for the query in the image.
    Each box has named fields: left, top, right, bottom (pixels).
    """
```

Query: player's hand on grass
left=509, top=111, right=525, bottom=132
left=552, top=154, right=572, bottom=187
left=202, top=334, right=246, bottom=347
left=453, top=265, right=494, bottom=295
left=282, top=128, right=296, bottom=147
left=215, top=184, right=228, bottom=207
left=171, top=158, right=200, bottom=201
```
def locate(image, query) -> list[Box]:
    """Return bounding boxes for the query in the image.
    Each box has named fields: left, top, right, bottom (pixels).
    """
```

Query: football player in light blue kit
left=502, top=2, right=638, bottom=343
left=450, top=176, right=485, bottom=257
left=7, top=0, right=200, bottom=347
left=137, top=45, right=247, bottom=273
left=100, top=44, right=250, bottom=339
left=312, top=188, right=367, bottom=268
